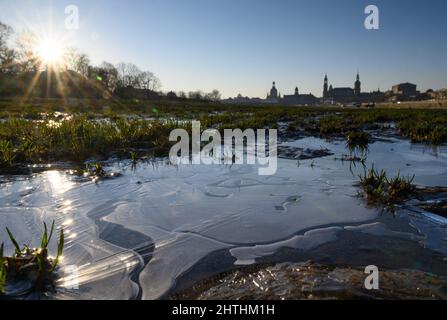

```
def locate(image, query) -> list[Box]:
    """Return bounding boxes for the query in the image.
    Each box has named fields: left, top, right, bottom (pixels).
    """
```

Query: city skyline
left=227, top=73, right=415, bottom=101
left=1, top=0, right=446, bottom=98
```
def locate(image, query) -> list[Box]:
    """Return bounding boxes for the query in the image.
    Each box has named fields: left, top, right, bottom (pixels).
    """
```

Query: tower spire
left=354, top=71, right=361, bottom=95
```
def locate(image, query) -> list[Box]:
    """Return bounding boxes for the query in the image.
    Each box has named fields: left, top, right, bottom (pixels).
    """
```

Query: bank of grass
left=397, top=119, right=447, bottom=144
left=314, top=109, right=447, bottom=144
left=0, top=115, right=188, bottom=171
left=1, top=98, right=447, bottom=172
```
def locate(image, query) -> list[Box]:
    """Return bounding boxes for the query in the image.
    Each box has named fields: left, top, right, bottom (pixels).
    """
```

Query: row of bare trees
left=1, top=21, right=221, bottom=101
left=115, top=62, right=160, bottom=91
left=0, top=22, right=161, bottom=94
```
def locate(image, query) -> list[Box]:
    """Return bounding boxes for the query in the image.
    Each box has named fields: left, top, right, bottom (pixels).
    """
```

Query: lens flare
left=35, top=37, right=66, bottom=67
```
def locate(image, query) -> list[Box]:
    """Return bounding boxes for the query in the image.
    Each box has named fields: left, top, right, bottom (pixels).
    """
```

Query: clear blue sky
left=1, top=0, right=446, bottom=98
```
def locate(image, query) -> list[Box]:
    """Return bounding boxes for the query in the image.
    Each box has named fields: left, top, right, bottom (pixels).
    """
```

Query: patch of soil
left=172, top=261, right=447, bottom=300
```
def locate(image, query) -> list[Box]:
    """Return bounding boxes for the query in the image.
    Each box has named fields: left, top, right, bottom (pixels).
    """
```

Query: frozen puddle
left=1, top=138, right=447, bottom=299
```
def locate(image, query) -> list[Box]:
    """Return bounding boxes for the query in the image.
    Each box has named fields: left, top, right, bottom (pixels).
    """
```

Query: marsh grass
left=318, top=116, right=347, bottom=135
left=0, top=140, right=16, bottom=168
left=314, top=109, right=447, bottom=144
left=358, top=165, right=416, bottom=211
left=346, top=131, right=370, bottom=151
left=1, top=104, right=446, bottom=173
left=0, top=115, right=189, bottom=172
left=2, top=221, right=64, bottom=295
left=130, top=151, right=138, bottom=164
left=86, top=162, right=106, bottom=177
left=397, top=120, right=447, bottom=144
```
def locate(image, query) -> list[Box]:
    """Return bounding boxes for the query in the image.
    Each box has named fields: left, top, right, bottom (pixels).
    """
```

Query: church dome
left=270, top=82, right=278, bottom=98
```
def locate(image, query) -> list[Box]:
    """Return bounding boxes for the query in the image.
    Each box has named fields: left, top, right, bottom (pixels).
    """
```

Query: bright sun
left=35, top=37, right=65, bottom=67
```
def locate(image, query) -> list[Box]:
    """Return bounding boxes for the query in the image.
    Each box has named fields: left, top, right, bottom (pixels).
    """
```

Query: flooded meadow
left=1, top=107, right=447, bottom=299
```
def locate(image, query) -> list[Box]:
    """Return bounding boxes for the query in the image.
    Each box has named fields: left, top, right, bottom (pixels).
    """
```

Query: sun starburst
left=34, top=36, right=68, bottom=69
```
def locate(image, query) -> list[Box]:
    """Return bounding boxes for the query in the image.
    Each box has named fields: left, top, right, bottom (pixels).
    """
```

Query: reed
left=2, top=221, right=64, bottom=295
left=359, top=165, right=416, bottom=211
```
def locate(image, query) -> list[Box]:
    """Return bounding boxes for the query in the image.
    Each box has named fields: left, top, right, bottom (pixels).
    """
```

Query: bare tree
left=88, top=62, right=119, bottom=92
left=115, top=62, right=127, bottom=87
left=16, top=31, right=41, bottom=72
left=126, top=63, right=142, bottom=87
left=188, top=91, right=204, bottom=100
left=207, top=89, right=221, bottom=101
left=116, top=62, right=141, bottom=87
left=66, top=48, right=90, bottom=77
left=138, top=71, right=161, bottom=91
left=115, top=62, right=160, bottom=91
left=0, top=22, right=11, bottom=48
left=98, top=61, right=119, bottom=92
left=0, top=22, right=17, bottom=75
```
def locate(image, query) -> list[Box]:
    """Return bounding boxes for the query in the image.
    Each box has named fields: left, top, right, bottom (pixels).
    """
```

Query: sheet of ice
left=405, top=209, right=447, bottom=256
left=1, top=136, right=447, bottom=300
left=0, top=172, right=141, bottom=300
left=96, top=159, right=381, bottom=298
left=229, top=222, right=424, bottom=265
left=344, top=222, right=423, bottom=241
left=230, top=226, right=343, bottom=265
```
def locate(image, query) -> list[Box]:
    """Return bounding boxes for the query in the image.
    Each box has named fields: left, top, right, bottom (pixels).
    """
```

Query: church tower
left=323, top=74, right=328, bottom=98
left=354, top=72, right=361, bottom=96
left=269, top=81, right=278, bottom=99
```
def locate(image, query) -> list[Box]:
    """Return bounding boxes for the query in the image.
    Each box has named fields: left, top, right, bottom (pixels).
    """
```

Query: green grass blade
left=47, top=220, right=55, bottom=245
left=52, top=229, right=64, bottom=272
left=6, top=227, right=21, bottom=256
left=41, top=222, right=48, bottom=249
left=58, top=229, right=64, bottom=258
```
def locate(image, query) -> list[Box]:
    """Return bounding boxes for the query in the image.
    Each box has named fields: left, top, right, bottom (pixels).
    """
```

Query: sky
left=0, top=0, right=446, bottom=98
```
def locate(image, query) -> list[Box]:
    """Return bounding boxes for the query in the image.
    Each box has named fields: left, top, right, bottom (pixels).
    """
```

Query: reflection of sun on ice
left=45, top=170, right=75, bottom=194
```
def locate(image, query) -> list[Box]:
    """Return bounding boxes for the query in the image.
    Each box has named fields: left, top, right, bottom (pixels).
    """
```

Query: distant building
left=265, top=82, right=318, bottom=105
left=223, top=74, right=393, bottom=106
left=222, top=94, right=264, bottom=105
left=323, top=73, right=385, bottom=104
left=329, top=87, right=355, bottom=99
left=323, top=73, right=360, bottom=103
left=223, top=82, right=318, bottom=106
left=392, top=83, right=418, bottom=98
left=266, top=82, right=281, bottom=103
left=166, top=91, right=178, bottom=99
left=323, top=75, right=328, bottom=99
left=427, top=89, right=447, bottom=100
left=282, top=86, right=318, bottom=105
left=354, top=73, right=361, bottom=95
